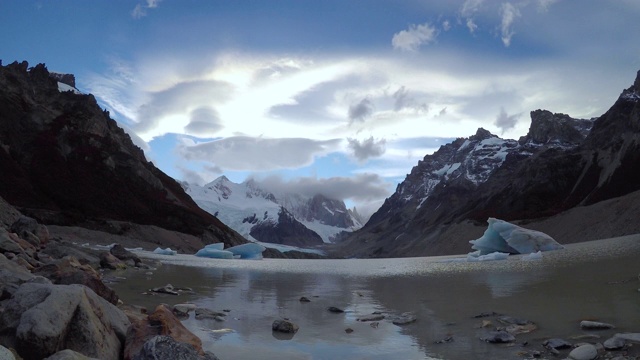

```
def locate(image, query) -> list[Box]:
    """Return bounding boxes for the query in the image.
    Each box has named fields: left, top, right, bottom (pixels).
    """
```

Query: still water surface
left=111, top=235, right=640, bottom=360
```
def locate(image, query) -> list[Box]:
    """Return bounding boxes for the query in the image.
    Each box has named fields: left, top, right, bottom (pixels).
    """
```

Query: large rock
left=0, top=282, right=130, bottom=360
left=110, top=244, right=141, bottom=265
left=124, top=305, right=208, bottom=360
left=10, top=216, right=49, bottom=247
left=40, top=242, right=100, bottom=269
left=43, top=349, right=100, bottom=360
left=131, top=336, right=219, bottom=360
left=0, top=228, right=24, bottom=254
left=0, top=253, right=50, bottom=300
left=33, top=256, right=119, bottom=304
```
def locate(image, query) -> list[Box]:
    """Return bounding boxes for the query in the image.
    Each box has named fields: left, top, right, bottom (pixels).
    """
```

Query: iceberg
left=227, top=243, right=266, bottom=260
left=194, top=243, right=234, bottom=259
left=153, top=247, right=177, bottom=256
left=470, top=218, right=564, bottom=255
left=203, top=243, right=225, bottom=251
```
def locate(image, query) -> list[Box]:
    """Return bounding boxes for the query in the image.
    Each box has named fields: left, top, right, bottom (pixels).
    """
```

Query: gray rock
left=480, top=331, right=515, bottom=343
left=614, top=332, right=640, bottom=343
left=392, top=313, right=417, bottom=325
left=580, top=320, right=615, bottom=329
left=194, top=308, right=227, bottom=320
left=0, top=345, right=15, bottom=360
left=41, top=242, right=100, bottom=268
left=568, top=344, right=598, bottom=360
left=357, top=314, right=385, bottom=322
left=0, top=282, right=130, bottom=360
left=173, top=303, right=197, bottom=315
left=299, top=296, right=311, bottom=302
left=9, top=216, right=44, bottom=247
left=272, top=319, right=299, bottom=334
left=604, top=336, right=626, bottom=350
left=543, top=338, right=572, bottom=349
left=133, top=335, right=219, bottom=360
left=0, top=228, right=24, bottom=254
left=327, top=306, right=344, bottom=313
left=43, top=349, right=100, bottom=360
left=110, top=244, right=141, bottom=264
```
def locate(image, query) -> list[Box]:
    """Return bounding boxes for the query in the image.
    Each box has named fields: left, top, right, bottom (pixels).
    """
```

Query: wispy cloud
left=494, top=107, right=521, bottom=134
left=499, top=2, right=521, bottom=47
left=392, top=23, right=438, bottom=51
left=132, top=0, right=161, bottom=19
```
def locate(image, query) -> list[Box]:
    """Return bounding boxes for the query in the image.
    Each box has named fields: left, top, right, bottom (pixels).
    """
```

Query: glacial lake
left=110, top=235, right=640, bottom=360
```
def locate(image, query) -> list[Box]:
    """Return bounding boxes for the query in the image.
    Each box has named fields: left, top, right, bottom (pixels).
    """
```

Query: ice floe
left=470, top=218, right=564, bottom=255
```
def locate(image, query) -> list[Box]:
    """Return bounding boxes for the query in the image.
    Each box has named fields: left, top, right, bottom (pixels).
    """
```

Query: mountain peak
left=519, top=109, right=592, bottom=146
left=470, top=127, right=494, bottom=141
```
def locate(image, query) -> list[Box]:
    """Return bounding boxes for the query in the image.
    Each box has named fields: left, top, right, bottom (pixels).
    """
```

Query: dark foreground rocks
left=0, top=214, right=220, bottom=360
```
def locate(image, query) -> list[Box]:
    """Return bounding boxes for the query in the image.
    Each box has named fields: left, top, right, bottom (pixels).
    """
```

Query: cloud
left=494, top=107, right=521, bottom=134
left=500, top=2, right=521, bottom=47
left=184, top=107, right=223, bottom=135
left=392, top=23, right=438, bottom=51
left=347, top=137, right=387, bottom=162
left=348, top=98, right=374, bottom=124
left=132, top=0, right=161, bottom=19
left=537, top=0, right=557, bottom=12
left=259, top=173, right=391, bottom=202
left=460, top=0, right=483, bottom=33
left=134, top=79, right=234, bottom=137
left=178, top=136, right=342, bottom=171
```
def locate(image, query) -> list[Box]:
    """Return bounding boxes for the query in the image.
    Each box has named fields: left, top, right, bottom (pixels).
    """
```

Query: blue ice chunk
left=226, top=243, right=266, bottom=260
left=470, top=218, right=564, bottom=255
left=153, top=247, right=177, bottom=256
left=203, top=243, right=225, bottom=251
left=194, top=248, right=234, bottom=259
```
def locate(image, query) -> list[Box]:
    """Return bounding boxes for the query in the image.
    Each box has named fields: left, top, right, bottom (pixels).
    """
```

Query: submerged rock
left=392, top=313, right=417, bottom=325
left=327, top=306, right=344, bottom=313
left=580, top=320, right=615, bottom=329
left=132, top=335, right=219, bottom=360
left=481, top=331, right=516, bottom=343
left=272, top=319, right=299, bottom=334
left=543, top=338, right=572, bottom=349
left=357, top=314, right=385, bottom=322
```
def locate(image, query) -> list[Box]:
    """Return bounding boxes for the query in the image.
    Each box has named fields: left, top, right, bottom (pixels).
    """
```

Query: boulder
left=43, top=349, right=100, bottom=360
left=480, top=331, right=516, bottom=343
left=132, top=335, right=219, bottom=360
left=110, top=244, right=140, bottom=265
left=0, top=345, right=15, bottom=360
left=0, top=228, right=24, bottom=254
left=0, top=282, right=130, bottom=360
left=33, top=257, right=119, bottom=305
left=41, top=242, right=100, bottom=269
left=124, top=305, right=207, bottom=360
left=604, top=336, right=626, bottom=350
left=9, top=216, right=49, bottom=247
left=99, top=252, right=126, bottom=270
left=0, top=253, right=50, bottom=300
left=580, top=320, right=615, bottom=330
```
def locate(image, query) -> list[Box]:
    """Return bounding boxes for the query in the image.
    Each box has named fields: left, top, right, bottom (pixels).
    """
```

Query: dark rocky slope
left=0, top=61, right=247, bottom=252
left=339, top=70, right=640, bottom=258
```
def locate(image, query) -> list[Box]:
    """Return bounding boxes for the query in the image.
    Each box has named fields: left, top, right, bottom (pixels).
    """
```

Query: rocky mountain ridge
left=0, top=61, right=248, bottom=253
left=183, top=176, right=363, bottom=247
left=340, top=70, right=640, bottom=258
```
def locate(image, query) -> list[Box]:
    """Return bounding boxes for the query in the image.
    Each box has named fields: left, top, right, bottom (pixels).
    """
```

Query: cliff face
left=0, top=61, right=247, bottom=248
left=340, top=70, right=640, bottom=258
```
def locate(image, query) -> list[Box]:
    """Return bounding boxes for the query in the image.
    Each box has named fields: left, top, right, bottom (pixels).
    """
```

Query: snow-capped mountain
left=183, top=177, right=363, bottom=247
left=342, top=108, right=601, bottom=258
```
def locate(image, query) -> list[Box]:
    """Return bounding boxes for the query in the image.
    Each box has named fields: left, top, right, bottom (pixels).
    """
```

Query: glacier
left=470, top=218, right=564, bottom=255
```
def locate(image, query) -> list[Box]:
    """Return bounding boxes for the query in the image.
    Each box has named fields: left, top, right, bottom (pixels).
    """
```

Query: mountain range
left=337, top=71, right=640, bottom=257
left=182, top=176, right=363, bottom=247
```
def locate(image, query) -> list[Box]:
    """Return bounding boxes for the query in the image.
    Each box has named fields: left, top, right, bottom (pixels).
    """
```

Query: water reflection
left=111, top=235, right=640, bottom=360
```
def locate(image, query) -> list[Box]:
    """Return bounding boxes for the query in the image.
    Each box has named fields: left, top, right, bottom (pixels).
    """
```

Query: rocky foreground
left=0, top=210, right=224, bottom=360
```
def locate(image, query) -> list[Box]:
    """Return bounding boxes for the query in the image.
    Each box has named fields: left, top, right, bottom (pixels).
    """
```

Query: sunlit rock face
left=469, top=218, right=564, bottom=255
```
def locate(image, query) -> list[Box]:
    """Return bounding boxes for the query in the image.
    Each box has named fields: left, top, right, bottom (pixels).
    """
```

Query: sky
left=1, top=0, right=639, bottom=218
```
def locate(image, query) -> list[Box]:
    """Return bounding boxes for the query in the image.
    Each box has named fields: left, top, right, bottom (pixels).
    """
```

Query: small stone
left=345, top=328, right=354, bottom=334
left=543, top=338, right=572, bottom=349
left=327, top=306, right=344, bottom=313
left=580, top=320, right=615, bottom=329
left=299, top=296, right=311, bottom=302
left=357, top=314, right=385, bottom=322
left=481, top=331, right=515, bottom=343
left=369, top=322, right=379, bottom=328
left=481, top=320, right=492, bottom=328
left=604, top=336, right=625, bottom=350
left=392, top=313, right=417, bottom=325
left=435, top=336, right=453, bottom=344
left=272, top=319, right=299, bottom=334
left=568, top=344, right=597, bottom=360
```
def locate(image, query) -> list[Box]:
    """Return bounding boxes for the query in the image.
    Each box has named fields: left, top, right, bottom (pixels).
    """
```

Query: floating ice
left=470, top=218, right=564, bottom=255
left=227, top=243, right=266, bottom=260
left=521, top=251, right=543, bottom=261
left=203, top=243, right=225, bottom=251
left=194, top=247, right=234, bottom=259
left=468, top=251, right=510, bottom=262
left=153, top=247, right=177, bottom=256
